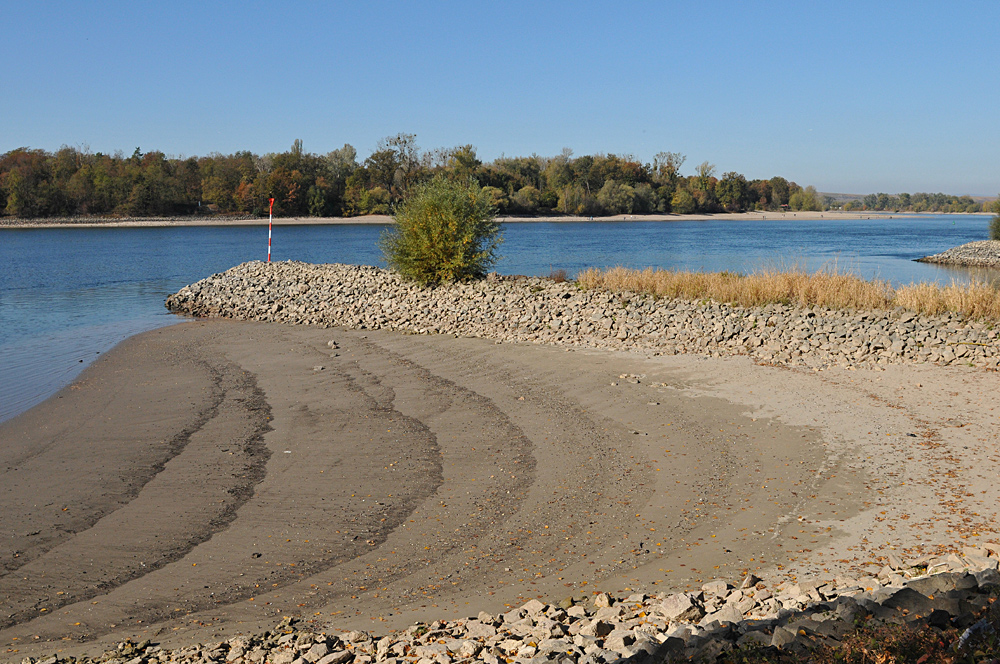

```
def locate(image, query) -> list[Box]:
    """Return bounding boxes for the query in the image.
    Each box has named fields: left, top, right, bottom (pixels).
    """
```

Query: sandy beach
left=0, top=210, right=916, bottom=229
left=2, top=319, right=998, bottom=660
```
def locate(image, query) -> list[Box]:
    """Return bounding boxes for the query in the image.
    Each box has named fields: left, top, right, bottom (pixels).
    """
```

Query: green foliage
left=789, top=185, right=823, bottom=211
left=670, top=189, right=697, bottom=214
left=653, top=151, right=685, bottom=190
left=596, top=179, right=635, bottom=214
left=695, top=161, right=716, bottom=191
left=716, top=172, right=751, bottom=212
left=990, top=200, right=1000, bottom=240
left=480, top=185, right=507, bottom=210
left=632, top=182, right=659, bottom=213
left=769, top=176, right=790, bottom=207
left=854, top=191, right=984, bottom=213
left=511, top=185, right=541, bottom=213
left=378, top=176, right=502, bottom=285
left=556, top=184, right=600, bottom=216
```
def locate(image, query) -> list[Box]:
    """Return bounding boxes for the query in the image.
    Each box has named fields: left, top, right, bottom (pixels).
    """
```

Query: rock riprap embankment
left=166, top=262, right=1000, bottom=370
left=917, top=240, right=1000, bottom=267
left=21, top=548, right=1000, bottom=663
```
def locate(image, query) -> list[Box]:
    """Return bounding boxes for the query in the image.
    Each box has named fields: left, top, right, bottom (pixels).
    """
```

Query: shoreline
left=4, top=266, right=1000, bottom=660
left=0, top=210, right=959, bottom=230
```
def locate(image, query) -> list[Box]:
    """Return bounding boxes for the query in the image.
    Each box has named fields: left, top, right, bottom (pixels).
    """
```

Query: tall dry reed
left=576, top=266, right=1000, bottom=320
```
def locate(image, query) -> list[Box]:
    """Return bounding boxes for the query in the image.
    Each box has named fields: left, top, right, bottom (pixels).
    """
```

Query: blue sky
left=5, top=1, right=998, bottom=195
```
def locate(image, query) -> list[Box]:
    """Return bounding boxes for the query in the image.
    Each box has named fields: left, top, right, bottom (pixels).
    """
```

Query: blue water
left=1, top=215, right=997, bottom=423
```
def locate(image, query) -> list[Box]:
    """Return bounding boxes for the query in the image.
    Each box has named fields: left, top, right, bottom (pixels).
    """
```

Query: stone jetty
left=166, top=261, right=1000, bottom=371
left=917, top=240, right=1000, bottom=268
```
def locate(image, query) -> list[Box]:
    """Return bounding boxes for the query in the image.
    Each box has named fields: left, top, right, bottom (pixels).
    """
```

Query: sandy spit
left=1, top=320, right=998, bottom=660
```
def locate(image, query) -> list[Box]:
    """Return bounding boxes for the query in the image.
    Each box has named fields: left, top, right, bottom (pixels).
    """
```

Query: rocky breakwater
left=917, top=240, right=1000, bottom=268
left=166, top=261, right=1000, bottom=370
left=21, top=548, right=1000, bottom=663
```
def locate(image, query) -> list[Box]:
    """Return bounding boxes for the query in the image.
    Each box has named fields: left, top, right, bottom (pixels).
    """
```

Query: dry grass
left=576, top=266, right=1000, bottom=320
left=895, top=280, right=1000, bottom=320
left=547, top=268, right=569, bottom=283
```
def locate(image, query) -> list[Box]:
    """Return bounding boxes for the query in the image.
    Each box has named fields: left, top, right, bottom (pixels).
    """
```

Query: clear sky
left=5, top=1, right=999, bottom=195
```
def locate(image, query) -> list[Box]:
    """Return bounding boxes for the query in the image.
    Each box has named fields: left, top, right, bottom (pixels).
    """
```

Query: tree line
left=0, top=135, right=985, bottom=218
left=839, top=192, right=985, bottom=213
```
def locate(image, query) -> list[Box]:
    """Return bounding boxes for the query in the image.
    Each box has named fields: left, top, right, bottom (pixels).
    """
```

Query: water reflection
left=919, top=263, right=1000, bottom=287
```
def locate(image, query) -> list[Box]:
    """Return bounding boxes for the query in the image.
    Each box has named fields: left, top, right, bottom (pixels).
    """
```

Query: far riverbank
left=0, top=210, right=919, bottom=229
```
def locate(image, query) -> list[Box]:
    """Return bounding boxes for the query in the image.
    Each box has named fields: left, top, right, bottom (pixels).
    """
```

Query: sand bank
left=2, top=321, right=999, bottom=660
left=0, top=210, right=908, bottom=230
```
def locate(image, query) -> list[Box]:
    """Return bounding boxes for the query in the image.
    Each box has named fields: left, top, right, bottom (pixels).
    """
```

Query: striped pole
left=267, top=198, right=274, bottom=262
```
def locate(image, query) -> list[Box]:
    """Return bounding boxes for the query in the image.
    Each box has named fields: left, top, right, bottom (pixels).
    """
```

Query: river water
left=1, top=214, right=996, bottom=423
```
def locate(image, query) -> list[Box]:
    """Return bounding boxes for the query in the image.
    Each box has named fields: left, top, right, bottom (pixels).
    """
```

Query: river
left=1, top=214, right=996, bottom=423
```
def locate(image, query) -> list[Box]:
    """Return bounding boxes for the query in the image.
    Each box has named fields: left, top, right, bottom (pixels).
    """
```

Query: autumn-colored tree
left=0, top=142, right=830, bottom=221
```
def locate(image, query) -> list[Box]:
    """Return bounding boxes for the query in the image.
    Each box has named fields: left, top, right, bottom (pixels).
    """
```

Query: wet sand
left=2, top=320, right=998, bottom=660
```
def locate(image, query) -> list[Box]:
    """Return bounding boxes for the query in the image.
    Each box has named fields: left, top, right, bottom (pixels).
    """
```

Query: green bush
left=379, top=176, right=502, bottom=285
left=991, top=196, right=1000, bottom=240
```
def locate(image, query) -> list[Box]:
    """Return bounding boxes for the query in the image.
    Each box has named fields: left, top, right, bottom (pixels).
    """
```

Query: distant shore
left=0, top=209, right=959, bottom=229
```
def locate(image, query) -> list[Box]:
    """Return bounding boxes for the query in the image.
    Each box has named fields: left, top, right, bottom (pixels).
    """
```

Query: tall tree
left=716, top=172, right=750, bottom=212
left=695, top=161, right=716, bottom=191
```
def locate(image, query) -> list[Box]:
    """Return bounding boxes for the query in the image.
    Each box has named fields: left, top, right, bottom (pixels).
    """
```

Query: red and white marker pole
left=267, top=198, right=274, bottom=262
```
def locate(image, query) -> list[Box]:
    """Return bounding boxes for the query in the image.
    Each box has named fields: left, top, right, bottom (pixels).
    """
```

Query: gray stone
left=521, top=599, right=546, bottom=615
left=770, top=626, right=798, bottom=649
left=603, top=629, right=635, bottom=651
left=313, top=649, right=350, bottom=664
left=579, top=619, right=614, bottom=638
left=701, top=579, right=729, bottom=597
left=463, top=621, right=497, bottom=639
left=658, top=593, right=704, bottom=622
left=974, top=568, right=1000, bottom=589
left=699, top=604, right=743, bottom=626
left=906, top=571, right=977, bottom=596
left=272, top=650, right=298, bottom=664
left=593, top=605, right=624, bottom=621
left=592, top=592, right=613, bottom=608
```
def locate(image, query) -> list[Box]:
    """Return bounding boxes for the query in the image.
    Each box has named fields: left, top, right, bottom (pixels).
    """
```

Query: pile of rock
left=917, top=240, right=1000, bottom=268
left=165, top=261, right=1000, bottom=370
left=25, top=547, right=1000, bottom=663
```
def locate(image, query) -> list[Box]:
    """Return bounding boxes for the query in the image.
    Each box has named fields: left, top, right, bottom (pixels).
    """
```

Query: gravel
left=165, top=261, right=1000, bottom=371
left=917, top=240, right=1000, bottom=268
left=21, top=548, right=1000, bottom=663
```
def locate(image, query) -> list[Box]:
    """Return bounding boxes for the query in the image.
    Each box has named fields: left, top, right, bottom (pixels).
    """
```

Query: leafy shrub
left=670, top=189, right=697, bottom=214
left=379, top=176, right=502, bottom=285
left=990, top=215, right=1000, bottom=240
